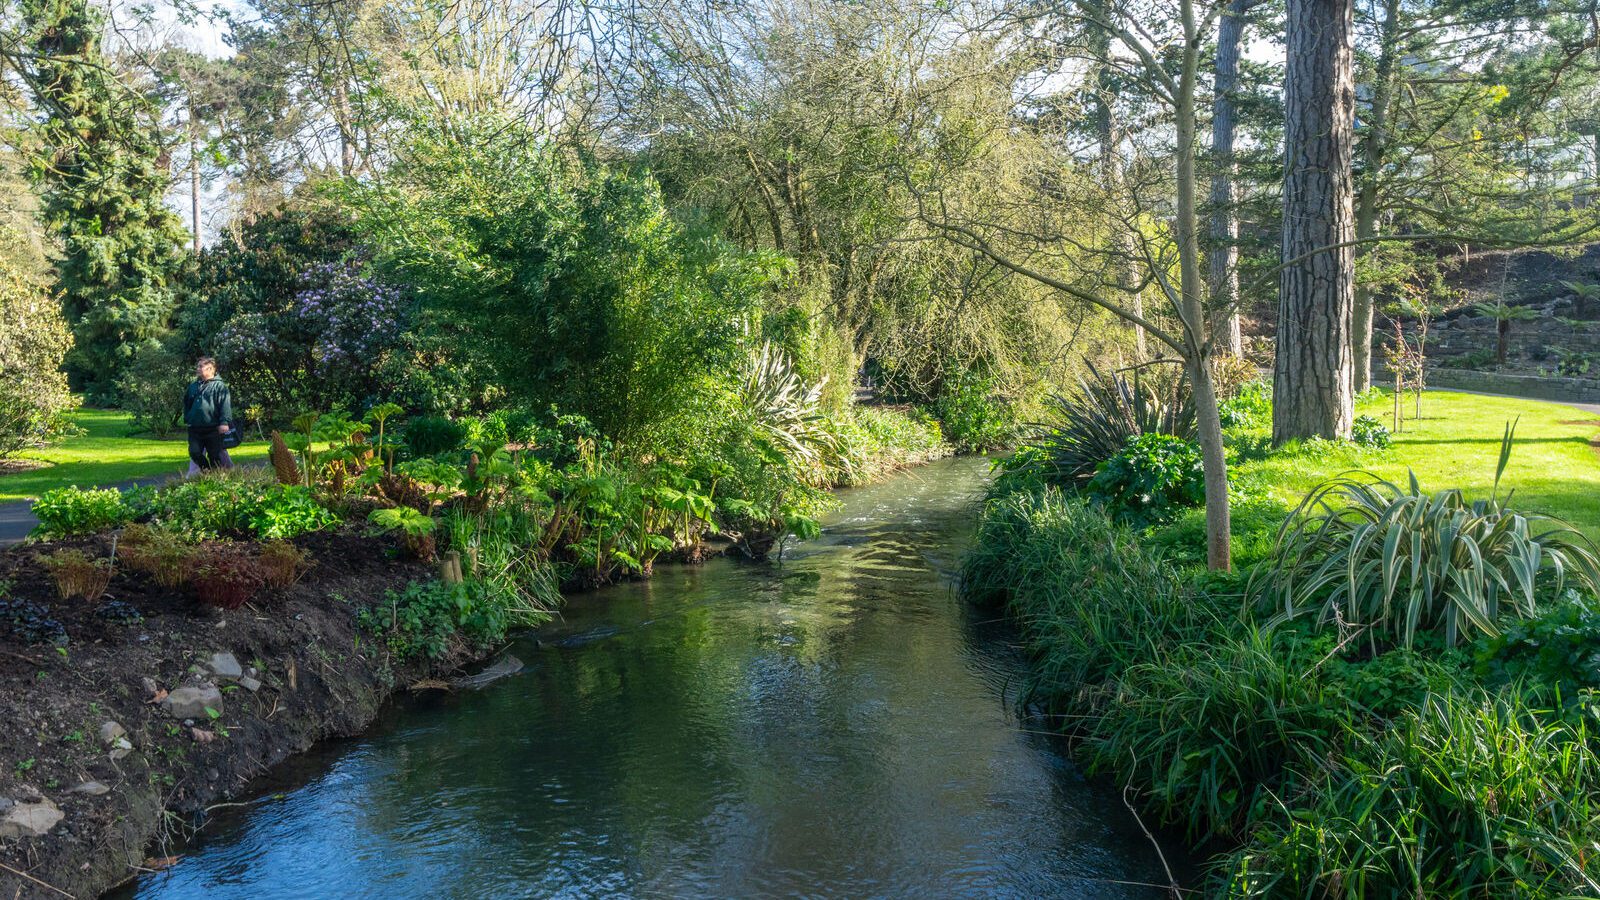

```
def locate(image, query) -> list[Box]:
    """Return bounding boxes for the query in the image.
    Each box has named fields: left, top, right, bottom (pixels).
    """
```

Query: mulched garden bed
left=0, top=526, right=473, bottom=900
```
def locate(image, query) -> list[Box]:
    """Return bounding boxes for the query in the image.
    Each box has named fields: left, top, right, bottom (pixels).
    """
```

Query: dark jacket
left=184, top=378, right=233, bottom=429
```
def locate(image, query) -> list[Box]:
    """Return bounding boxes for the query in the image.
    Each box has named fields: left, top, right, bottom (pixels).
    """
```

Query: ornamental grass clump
left=40, top=548, right=114, bottom=602
left=259, top=540, right=313, bottom=589
left=119, top=524, right=193, bottom=589
left=1253, top=421, right=1600, bottom=649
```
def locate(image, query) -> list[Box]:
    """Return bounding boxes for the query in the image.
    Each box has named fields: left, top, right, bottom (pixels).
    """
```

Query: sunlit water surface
left=117, top=456, right=1172, bottom=899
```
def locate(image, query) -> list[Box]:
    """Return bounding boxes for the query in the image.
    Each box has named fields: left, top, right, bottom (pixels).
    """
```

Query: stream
left=115, top=456, right=1173, bottom=899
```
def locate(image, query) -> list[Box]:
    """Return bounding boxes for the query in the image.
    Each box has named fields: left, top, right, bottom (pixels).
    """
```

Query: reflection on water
left=118, top=457, right=1171, bottom=899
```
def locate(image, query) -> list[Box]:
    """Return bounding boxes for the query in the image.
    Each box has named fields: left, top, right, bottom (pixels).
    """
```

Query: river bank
left=0, top=529, right=470, bottom=899
left=0, top=419, right=957, bottom=900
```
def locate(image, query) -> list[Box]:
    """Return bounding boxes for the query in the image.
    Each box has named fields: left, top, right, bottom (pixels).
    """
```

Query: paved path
left=0, top=471, right=187, bottom=548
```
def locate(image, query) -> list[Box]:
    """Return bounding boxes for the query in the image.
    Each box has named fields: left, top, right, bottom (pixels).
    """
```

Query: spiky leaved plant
left=1252, top=420, right=1600, bottom=649
left=1017, top=360, right=1196, bottom=489
left=738, top=342, right=842, bottom=480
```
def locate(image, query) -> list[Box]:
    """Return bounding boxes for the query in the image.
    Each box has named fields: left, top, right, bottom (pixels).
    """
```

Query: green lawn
left=1234, top=390, right=1600, bottom=540
left=0, top=407, right=268, bottom=504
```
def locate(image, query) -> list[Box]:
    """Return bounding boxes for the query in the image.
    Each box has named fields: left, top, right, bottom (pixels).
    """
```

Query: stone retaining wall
left=1375, top=365, right=1600, bottom=405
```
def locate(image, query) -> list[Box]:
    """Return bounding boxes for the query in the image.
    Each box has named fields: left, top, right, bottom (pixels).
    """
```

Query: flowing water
left=117, top=456, right=1173, bottom=899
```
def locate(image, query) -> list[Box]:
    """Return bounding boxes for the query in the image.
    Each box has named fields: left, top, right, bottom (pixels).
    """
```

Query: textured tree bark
left=1274, top=0, right=1356, bottom=443
left=1351, top=0, right=1399, bottom=393
left=1207, top=0, right=1248, bottom=358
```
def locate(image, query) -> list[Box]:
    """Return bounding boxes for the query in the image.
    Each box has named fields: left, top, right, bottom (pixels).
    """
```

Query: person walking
left=184, top=356, right=234, bottom=471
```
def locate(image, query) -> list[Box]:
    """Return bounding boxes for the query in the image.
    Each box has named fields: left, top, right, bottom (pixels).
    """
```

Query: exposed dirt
left=0, top=527, right=478, bottom=900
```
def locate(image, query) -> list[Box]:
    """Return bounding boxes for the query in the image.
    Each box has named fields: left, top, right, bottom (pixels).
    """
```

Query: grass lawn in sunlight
left=1234, top=390, right=1600, bottom=540
left=0, top=407, right=269, bottom=504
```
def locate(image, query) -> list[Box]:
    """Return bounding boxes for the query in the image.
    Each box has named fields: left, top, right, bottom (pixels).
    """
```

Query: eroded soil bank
left=0, top=529, right=467, bottom=900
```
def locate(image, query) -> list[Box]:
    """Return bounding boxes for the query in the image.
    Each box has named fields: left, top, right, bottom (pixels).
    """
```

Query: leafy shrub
left=830, top=405, right=949, bottom=486
left=1086, top=433, right=1205, bottom=527
left=363, top=579, right=509, bottom=660
left=39, top=549, right=113, bottom=602
left=1254, top=425, right=1600, bottom=648
left=0, top=260, right=75, bottom=456
left=369, top=506, right=437, bottom=560
left=402, top=415, right=466, bottom=458
left=933, top=369, right=1016, bottom=452
left=360, top=118, right=782, bottom=447
left=0, top=595, right=66, bottom=645
left=116, top=342, right=188, bottom=435
left=1217, top=379, right=1271, bottom=429
left=1351, top=413, right=1392, bottom=449
left=1007, top=361, right=1196, bottom=490
left=259, top=541, right=313, bottom=589
left=192, top=546, right=268, bottom=609
left=151, top=473, right=338, bottom=540
left=1476, top=593, right=1600, bottom=703
left=31, top=486, right=132, bottom=538
left=119, top=524, right=193, bottom=589
left=1453, top=348, right=1498, bottom=370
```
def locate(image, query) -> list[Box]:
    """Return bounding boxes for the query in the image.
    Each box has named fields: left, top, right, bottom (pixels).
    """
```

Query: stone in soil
left=161, top=684, right=223, bottom=719
left=0, top=799, right=63, bottom=839
left=69, top=781, right=110, bottom=796
left=238, top=675, right=262, bottom=692
left=98, top=720, right=126, bottom=744
left=206, top=652, right=244, bottom=680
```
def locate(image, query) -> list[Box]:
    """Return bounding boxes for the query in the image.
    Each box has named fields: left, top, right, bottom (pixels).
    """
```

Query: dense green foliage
left=143, top=471, right=339, bottom=540
left=1086, top=433, right=1206, bottom=526
left=966, top=446, right=1600, bottom=896
left=18, top=0, right=187, bottom=400
left=360, top=121, right=787, bottom=447
left=31, top=486, right=132, bottom=538
left=0, top=260, right=74, bottom=456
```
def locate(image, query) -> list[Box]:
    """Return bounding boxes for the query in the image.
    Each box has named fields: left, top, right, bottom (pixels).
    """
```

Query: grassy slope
left=1233, top=390, right=1600, bottom=539
left=0, top=407, right=269, bottom=504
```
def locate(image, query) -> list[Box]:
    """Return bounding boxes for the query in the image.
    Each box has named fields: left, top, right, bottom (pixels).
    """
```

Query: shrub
left=1351, top=413, right=1391, bottom=449
left=115, top=342, right=188, bottom=435
left=1253, top=424, right=1600, bottom=648
left=1476, top=593, right=1600, bottom=706
left=119, top=524, right=193, bottom=589
left=39, top=549, right=113, bottom=602
left=1218, top=379, right=1271, bottom=429
left=830, top=405, right=949, bottom=486
left=0, top=261, right=74, bottom=456
left=31, top=486, right=132, bottom=538
left=369, top=506, right=437, bottom=560
left=259, top=540, right=313, bottom=589
left=1008, top=361, right=1196, bottom=490
left=360, top=118, right=782, bottom=446
left=192, top=546, right=268, bottom=609
left=0, top=596, right=66, bottom=645
left=362, top=579, right=509, bottom=660
left=933, top=369, right=1017, bottom=452
left=151, top=473, right=338, bottom=540
left=1086, top=433, right=1205, bottom=527
left=402, top=415, right=466, bottom=458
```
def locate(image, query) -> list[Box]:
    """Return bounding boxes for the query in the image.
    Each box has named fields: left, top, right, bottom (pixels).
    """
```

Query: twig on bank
left=0, top=862, right=75, bottom=899
left=1123, top=778, right=1182, bottom=900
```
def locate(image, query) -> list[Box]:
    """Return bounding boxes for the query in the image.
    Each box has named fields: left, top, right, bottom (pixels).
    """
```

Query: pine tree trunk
left=1208, top=0, right=1248, bottom=358
left=1274, top=0, right=1356, bottom=443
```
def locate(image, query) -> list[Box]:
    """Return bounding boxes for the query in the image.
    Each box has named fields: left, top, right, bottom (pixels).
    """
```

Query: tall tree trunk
left=1274, top=0, right=1356, bottom=443
left=1176, top=0, right=1231, bottom=570
left=1207, top=0, right=1248, bottom=358
left=1351, top=0, right=1399, bottom=392
left=189, top=108, right=201, bottom=253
